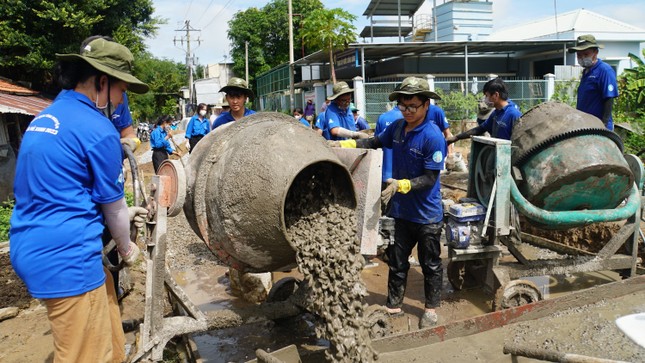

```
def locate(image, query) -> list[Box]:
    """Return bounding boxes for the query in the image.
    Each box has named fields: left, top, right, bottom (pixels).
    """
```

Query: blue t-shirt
left=212, top=108, right=256, bottom=130
left=150, top=126, right=173, bottom=154
left=480, top=100, right=522, bottom=140
left=321, top=102, right=356, bottom=141
left=577, top=59, right=619, bottom=130
left=10, top=90, right=125, bottom=299
left=355, top=116, right=370, bottom=131
left=110, top=93, right=133, bottom=131
left=297, top=117, right=311, bottom=128
left=378, top=118, right=446, bottom=224
left=375, top=108, right=402, bottom=182
left=185, top=114, right=211, bottom=137
left=315, top=112, right=325, bottom=129
left=426, top=105, right=450, bottom=131
left=55, top=89, right=132, bottom=132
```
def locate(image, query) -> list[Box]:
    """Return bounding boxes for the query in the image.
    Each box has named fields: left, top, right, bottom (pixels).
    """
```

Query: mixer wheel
left=447, top=260, right=484, bottom=291
left=365, top=305, right=392, bottom=339
left=493, top=279, right=542, bottom=311
left=267, top=277, right=300, bottom=303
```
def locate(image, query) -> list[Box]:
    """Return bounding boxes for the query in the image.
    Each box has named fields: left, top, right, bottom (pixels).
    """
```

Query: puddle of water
left=173, top=265, right=243, bottom=311
left=192, top=315, right=326, bottom=363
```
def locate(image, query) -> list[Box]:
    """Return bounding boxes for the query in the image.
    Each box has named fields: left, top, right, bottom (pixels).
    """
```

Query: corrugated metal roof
left=294, top=39, right=575, bottom=65
left=0, top=78, right=39, bottom=95
left=0, top=78, right=52, bottom=116
left=363, top=0, right=426, bottom=17
left=360, top=26, right=413, bottom=38
left=0, top=93, right=52, bottom=116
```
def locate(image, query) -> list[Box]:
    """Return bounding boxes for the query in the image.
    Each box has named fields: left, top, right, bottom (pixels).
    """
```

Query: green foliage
left=614, top=50, right=645, bottom=155
left=124, top=191, right=134, bottom=207
left=550, top=79, right=578, bottom=107
left=128, top=53, right=187, bottom=121
left=227, top=0, right=324, bottom=92
left=0, top=200, right=14, bottom=242
left=301, top=8, right=357, bottom=83
left=616, top=50, right=645, bottom=120
left=434, top=89, right=479, bottom=121
left=0, top=0, right=161, bottom=93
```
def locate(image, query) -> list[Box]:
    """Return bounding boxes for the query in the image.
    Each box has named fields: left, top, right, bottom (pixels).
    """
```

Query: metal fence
left=364, top=78, right=552, bottom=126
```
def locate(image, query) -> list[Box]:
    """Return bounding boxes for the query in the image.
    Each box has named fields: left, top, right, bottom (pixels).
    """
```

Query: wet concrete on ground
left=173, top=239, right=630, bottom=362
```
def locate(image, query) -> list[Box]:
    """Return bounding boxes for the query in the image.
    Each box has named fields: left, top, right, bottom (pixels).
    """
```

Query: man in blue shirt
left=319, top=82, right=369, bottom=140
left=375, top=106, right=402, bottom=183
left=425, top=102, right=455, bottom=155
left=184, top=103, right=210, bottom=153
left=447, top=77, right=522, bottom=143
left=568, top=34, right=619, bottom=130
left=212, top=77, right=256, bottom=130
left=331, top=76, right=446, bottom=329
left=351, top=105, right=370, bottom=131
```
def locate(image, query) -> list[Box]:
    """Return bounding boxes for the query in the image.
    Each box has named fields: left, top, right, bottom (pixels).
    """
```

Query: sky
left=146, top=0, right=645, bottom=66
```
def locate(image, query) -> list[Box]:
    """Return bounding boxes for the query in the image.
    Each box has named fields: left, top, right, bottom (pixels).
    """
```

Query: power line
left=183, top=0, right=194, bottom=21
left=195, top=0, right=218, bottom=26
left=201, top=0, right=234, bottom=30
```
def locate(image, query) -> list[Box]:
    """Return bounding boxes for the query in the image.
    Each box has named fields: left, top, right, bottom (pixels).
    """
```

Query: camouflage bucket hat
left=327, top=81, right=354, bottom=101
left=219, top=77, right=254, bottom=99
left=568, top=34, right=603, bottom=53
left=388, top=77, right=441, bottom=101
left=56, top=38, right=149, bottom=94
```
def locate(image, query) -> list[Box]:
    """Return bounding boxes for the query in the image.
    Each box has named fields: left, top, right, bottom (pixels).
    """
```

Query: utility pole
left=245, top=41, right=249, bottom=85
left=174, top=20, right=201, bottom=116
left=288, top=0, right=295, bottom=113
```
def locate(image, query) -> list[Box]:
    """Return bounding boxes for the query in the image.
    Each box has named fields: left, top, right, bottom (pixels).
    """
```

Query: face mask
left=484, top=97, right=494, bottom=108
left=199, top=110, right=207, bottom=117
left=94, top=95, right=114, bottom=120
left=295, top=115, right=302, bottom=120
left=578, top=56, right=594, bottom=68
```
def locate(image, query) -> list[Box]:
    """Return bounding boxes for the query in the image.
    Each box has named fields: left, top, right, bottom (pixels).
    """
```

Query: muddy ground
left=1, top=139, right=644, bottom=362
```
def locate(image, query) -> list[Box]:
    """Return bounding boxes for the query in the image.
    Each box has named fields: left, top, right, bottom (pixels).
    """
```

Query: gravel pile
left=285, top=166, right=377, bottom=362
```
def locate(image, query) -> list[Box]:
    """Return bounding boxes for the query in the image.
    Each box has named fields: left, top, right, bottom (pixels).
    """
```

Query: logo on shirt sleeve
left=432, top=150, right=443, bottom=163
left=608, top=85, right=614, bottom=92
left=116, top=169, right=125, bottom=187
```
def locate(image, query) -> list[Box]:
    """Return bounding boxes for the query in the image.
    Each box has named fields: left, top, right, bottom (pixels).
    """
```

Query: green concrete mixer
left=444, top=102, right=643, bottom=311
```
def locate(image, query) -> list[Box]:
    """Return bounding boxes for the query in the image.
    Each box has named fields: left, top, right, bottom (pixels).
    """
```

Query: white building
left=488, top=9, right=645, bottom=75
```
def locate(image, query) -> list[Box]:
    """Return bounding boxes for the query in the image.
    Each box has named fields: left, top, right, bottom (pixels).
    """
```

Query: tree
left=616, top=50, right=645, bottom=119
left=227, top=0, right=324, bottom=91
left=128, top=54, right=187, bottom=122
left=0, top=0, right=161, bottom=94
left=614, top=50, right=645, bottom=155
left=300, top=8, right=357, bottom=83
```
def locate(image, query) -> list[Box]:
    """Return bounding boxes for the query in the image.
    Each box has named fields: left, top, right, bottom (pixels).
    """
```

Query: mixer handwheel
left=474, top=146, right=496, bottom=207
left=493, top=279, right=542, bottom=311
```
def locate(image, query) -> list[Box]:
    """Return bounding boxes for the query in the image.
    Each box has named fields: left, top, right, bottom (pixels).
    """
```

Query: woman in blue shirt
left=150, top=115, right=177, bottom=173
left=10, top=38, right=148, bottom=363
left=184, top=102, right=210, bottom=153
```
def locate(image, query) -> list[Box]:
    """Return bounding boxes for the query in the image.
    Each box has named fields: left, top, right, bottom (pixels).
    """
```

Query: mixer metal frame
left=447, top=136, right=643, bottom=310
left=129, top=174, right=310, bottom=362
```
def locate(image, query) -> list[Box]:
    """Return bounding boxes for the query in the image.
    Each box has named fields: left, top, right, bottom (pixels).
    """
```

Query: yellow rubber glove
left=121, top=137, right=141, bottom=152
left=339, top=139, right=357, bottom=148
left=397, top=179, right=411, bottom=194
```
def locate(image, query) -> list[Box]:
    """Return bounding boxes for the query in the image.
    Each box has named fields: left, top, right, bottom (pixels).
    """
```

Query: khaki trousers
left=44, top=267, right=125, bottom=363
